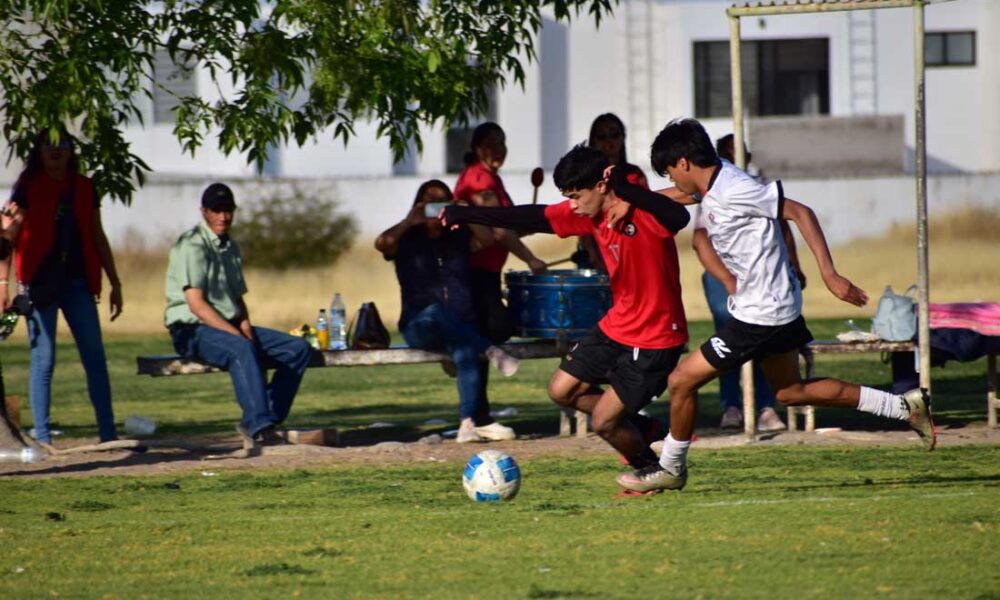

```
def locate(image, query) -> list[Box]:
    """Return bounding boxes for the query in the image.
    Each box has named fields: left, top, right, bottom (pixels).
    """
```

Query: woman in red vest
left=0, top=130, right=123, bottom=446
left=452, top=122, right=546, bottom=443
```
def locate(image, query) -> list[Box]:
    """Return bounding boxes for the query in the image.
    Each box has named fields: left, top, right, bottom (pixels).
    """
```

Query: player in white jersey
left=614, top=118, right=935, bottom=494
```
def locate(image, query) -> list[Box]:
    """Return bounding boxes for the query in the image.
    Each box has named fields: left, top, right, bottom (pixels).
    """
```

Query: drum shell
left=505, top=269, right=611, bottom=339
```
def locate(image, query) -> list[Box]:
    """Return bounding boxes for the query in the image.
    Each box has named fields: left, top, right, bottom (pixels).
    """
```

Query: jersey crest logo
left=708, top=211, right=716, bottom=223
left=710, top=337, right=731, bottom=358
left=607, top=243, right=620, bottom=264
left=622, top=222, right=637, bottom=237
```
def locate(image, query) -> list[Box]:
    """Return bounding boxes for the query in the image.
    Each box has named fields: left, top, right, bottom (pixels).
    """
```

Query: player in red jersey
left=443, top=145, right=692, bottom=475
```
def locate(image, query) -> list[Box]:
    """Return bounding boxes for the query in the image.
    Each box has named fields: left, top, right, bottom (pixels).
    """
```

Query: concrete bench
left=136, top=339, right=591, bottom=438
left=787, top=340, right=998, bottom=432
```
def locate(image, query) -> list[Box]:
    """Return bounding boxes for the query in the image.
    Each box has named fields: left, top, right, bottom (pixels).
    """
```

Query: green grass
left=0, top=318, right=998, bottom=598
left=1, top=447, right=998, bottom=598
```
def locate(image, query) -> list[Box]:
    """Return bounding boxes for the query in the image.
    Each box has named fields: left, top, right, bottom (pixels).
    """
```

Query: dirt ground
left=3, top=422, right=999, bottom=480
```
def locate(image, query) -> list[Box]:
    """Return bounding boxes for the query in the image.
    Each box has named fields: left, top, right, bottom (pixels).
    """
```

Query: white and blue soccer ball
left=462, top=450, right=521, bottom=502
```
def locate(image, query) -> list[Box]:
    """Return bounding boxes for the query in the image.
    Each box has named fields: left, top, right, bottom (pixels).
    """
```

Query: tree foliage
left=0, top=1, right=616, bottom=204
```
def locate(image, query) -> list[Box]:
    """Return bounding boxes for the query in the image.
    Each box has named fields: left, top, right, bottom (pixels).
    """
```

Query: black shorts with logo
left=700, top=315, right=813, bottom=372
left=558, top=327, right=685, bottom=413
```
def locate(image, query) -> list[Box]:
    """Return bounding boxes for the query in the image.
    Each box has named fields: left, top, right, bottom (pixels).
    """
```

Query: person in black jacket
left=375, top=180, right=520, bottom=443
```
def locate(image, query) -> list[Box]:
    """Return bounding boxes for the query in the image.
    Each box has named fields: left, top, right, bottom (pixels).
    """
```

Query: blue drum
left=505, top=269, right=612, bottom=339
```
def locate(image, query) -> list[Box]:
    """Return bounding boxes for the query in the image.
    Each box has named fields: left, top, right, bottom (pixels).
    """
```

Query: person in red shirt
left=444, top=145, right=691, bottom=475
left=453, top=122, right=547, bottom=442
left=577, top=113, right=650, bottom=271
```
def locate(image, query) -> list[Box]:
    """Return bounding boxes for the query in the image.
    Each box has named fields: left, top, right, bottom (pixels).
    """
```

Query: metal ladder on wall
left=848, top=9, right=878, bottom=115
left=624, top=0, right=656, bottom=162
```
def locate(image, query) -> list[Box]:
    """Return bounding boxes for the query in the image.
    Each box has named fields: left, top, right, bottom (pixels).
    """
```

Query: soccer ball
left=462, top=450, right=521, bottom=502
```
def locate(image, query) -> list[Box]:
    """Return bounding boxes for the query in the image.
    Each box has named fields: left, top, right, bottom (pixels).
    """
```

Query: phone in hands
left=424, top=202, right=450, bottom=218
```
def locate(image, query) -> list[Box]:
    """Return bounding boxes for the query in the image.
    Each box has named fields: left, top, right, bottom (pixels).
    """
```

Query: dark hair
left=587, top=113, right=627, bottom=165
left=715, top=134, right=735, bottom=162
left=412, top=179, right=453, bottom=206
left=462, top=121, right=505, bottom=167
left=650, top=117, right=718, bottom=176
left=553, top=145, right=609, bottom=191
left=15, top=129, right=79, bottom=190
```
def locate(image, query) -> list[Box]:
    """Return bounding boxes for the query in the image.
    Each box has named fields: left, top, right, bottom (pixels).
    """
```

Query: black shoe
left=254, top=426, right=287, bottom=447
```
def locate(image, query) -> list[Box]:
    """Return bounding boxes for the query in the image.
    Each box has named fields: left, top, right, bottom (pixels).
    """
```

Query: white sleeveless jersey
left=698, top=160, right=801, bottom=326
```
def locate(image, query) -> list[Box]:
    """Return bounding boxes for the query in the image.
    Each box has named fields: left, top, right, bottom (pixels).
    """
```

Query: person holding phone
left=376, top=180, right=521, bottom=443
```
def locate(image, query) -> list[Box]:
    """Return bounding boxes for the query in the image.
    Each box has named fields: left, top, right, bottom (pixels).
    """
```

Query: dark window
left=926, top=31, right=976, bottom=67
left=152, top=48, right=198, bottom=124
left=694, top=38, right=829, bottom=119
left=445, top=87, right=497, bottom=174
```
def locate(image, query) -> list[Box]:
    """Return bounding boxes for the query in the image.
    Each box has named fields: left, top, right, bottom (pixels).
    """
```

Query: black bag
left=348, top=302, right=391, bottom=349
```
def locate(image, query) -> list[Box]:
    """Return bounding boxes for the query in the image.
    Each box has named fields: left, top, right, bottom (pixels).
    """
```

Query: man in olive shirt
left=164, top=183, right=312, bottom=445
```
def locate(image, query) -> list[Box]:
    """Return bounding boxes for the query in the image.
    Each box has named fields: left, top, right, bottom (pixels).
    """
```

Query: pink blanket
left=929, top=302, right=1000, bottom=336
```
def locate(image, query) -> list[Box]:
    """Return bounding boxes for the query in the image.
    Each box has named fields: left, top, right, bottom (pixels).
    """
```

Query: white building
left=7, top=0, right=999, bottom=244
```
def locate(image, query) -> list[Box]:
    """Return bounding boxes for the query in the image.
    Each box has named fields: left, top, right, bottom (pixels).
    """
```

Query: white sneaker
left=456, top=424, right=484, bottom=443
left=474, top=422, right=516, bottom=441
left=757, top=407, right=787, bottom=432
left=719, top=406, right=742, bottom=429
left=485, top=346, right=519, bottom=377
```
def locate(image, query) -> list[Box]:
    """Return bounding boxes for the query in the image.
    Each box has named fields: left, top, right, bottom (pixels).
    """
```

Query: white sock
left=658, top=433, right=691, bottom=475
left=857, top=386, right=909, bottom=420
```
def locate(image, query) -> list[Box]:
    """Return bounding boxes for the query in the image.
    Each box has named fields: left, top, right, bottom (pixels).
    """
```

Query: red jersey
left=544, top=201, right=687, bottom=349
left=454, top=162, right=512, bottom=273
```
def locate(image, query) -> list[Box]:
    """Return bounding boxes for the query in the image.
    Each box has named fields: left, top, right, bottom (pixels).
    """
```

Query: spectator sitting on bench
left=375, top=179, right=520, bottom=444
left=164, top=183, right=312, bottom=446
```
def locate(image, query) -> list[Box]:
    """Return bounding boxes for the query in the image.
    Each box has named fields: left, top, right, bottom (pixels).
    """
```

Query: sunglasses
left=593, top=130, right=623, bottom=141
left=43, top=140, right=72, bottom=151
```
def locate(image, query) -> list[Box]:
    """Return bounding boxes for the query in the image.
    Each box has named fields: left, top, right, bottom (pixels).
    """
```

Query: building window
left=925, top=31, right=975, bottom=67
left=445, top=87, right=498, bottom=174
left=694, top=38, right=829, bottom=119
left=152, top=48, right=198, bottom=124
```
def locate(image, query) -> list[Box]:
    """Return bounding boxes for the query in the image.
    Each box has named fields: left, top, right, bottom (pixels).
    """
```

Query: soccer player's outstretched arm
left=607, top=167, right=691, bottom=233
left=442, top=204, right=555, bottom=234
left=782, top=198, right=868, bottom=307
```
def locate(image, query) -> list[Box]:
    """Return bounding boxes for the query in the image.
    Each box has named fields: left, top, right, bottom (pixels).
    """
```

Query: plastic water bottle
left=316, top=309, right=330, bottom=351
left=329, top=293, right=347, bottom=350
left=0, top=447, right=45, bottom=463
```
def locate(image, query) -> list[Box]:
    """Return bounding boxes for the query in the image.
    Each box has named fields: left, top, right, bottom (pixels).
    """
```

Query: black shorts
left=700, top=315, right=813, bottom=371
left=558, top=328, right=684, bottom=413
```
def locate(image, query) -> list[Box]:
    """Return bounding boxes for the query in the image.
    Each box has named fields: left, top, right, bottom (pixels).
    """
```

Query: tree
left=0, top=0, right=616, bottom=204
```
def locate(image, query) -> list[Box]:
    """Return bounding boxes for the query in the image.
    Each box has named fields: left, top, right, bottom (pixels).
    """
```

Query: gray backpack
left=871, top=285, right=917, bottom=342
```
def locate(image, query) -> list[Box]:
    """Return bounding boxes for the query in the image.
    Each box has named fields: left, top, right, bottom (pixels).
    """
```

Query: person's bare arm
left=467, top=223, right=498, bottom=253
left=692, top=228, right=736, bottom=295
left=183, top=287, right=244, bottom=337
left=500, top=230, right=546, bottom=274
left=780, top=219, right=806, bottom=290
left=91, top=208, right=123, bottom=321
left=782, top=198, right=867, bottom=306
left=375, top=204, right=425, bottom=259
left=0, top=202, right=23, bottom=311
left=654, top=186, right=701, bottom=205
left=236, top=297, right=254, bottom=342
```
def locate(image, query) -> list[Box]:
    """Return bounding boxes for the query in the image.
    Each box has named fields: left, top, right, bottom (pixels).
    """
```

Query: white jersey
left=697, top=160, right=801, bottom=326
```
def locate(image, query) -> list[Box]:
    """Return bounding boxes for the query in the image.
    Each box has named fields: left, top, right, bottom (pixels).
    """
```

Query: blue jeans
left=401, top=303, right=492, bottom=422
left=171, top=324, right=313, bottom=436
left=702, top=272, right=776, bottom=412
left=27, top=277, right=116, bottom=444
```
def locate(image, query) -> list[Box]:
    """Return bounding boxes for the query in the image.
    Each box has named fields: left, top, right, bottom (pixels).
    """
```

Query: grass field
left=0, top=207, right=997, bottom=598
left=1, top=317, right=999, bottom=598
left=1, top=446, right=998, bottom=599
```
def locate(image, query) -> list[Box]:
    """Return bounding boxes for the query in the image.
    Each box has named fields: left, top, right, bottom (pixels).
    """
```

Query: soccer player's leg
left=617, top=350, right=719, bottom=493
left=759, top=351, right=935, bottom=450
left=591, top=388, right=658, bottom=470
left=548, top=330, right=615, bottom=414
